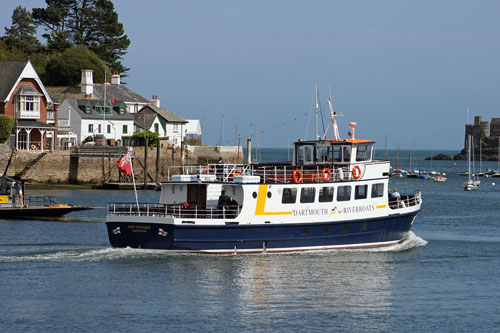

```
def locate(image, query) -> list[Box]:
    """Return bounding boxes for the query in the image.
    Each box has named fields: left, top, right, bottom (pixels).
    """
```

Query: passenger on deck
left=227, top=196, right=239, bottom=218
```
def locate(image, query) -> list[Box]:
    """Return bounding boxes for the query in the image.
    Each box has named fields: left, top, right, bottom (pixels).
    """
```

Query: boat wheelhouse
left=106, top=134, right=421, bottom=254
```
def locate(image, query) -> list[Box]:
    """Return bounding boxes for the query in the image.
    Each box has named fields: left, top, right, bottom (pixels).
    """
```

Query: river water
left=1, top=149, right=499, bottom=332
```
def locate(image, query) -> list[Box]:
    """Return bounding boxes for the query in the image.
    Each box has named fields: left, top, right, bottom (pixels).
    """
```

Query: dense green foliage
left=44, top=45, right=109, bottom=85
left=1, top=1, right=130, bottom=83
left=0, top=115, right=14, bottom=143
left=132, top=131, right=159, bottom=147
left=33, top=0, right=130, bottom=73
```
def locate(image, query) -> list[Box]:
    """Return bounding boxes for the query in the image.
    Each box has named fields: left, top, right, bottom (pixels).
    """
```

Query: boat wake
left=362, top=231, right=427, bottom=252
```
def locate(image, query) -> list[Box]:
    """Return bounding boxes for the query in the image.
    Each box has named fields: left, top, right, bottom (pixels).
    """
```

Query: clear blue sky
left=3, top=1, right=500, bottom=150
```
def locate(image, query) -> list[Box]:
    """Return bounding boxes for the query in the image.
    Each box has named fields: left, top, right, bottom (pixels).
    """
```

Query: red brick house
left=0, top=60, right=55, bottom=151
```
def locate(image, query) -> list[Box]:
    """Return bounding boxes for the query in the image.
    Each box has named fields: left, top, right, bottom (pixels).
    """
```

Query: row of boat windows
left=297, top=144, right=373, bottom=163
left=281, top=183, right=384, bottom=204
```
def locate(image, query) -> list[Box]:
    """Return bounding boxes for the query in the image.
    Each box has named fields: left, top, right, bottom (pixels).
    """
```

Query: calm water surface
left=1, top=149, right=499, bottom=332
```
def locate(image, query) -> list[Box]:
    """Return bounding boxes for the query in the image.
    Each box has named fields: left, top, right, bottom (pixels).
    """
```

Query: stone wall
left=0, top=143, right=210, bottom=184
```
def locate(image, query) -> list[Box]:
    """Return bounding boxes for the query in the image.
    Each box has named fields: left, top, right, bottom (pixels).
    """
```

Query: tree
left=33, top=0, right=130, bottom=73
left=0, top=115, right=14, bottom=143
left=3, top=6, right=41, bottom=54
left=44, top=45, right=109, bottom=86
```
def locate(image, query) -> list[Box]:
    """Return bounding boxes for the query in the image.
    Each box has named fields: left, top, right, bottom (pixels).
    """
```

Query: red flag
left=113, top=97, right=117, bottom=104
left=117, top=153, right=132, bottom=175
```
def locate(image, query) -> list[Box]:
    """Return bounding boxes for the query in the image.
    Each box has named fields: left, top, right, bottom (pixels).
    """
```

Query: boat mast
left=314, top=82, right=319, bottom=140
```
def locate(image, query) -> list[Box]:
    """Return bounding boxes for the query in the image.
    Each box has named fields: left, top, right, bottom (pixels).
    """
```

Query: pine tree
left=3, top=5, right=42, bottom=54
left=33, top=0, right=130, bottom=74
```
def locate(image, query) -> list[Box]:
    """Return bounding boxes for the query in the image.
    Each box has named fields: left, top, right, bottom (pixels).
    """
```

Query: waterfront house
left=185, top=119, right=202, bottom=144
left=135, top=103, right=188, bottom=147
left=0, top=60, right=55, bottom=151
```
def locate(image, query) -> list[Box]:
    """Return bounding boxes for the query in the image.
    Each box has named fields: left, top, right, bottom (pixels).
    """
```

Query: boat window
left=337, top=186, right=351, bottom=201
left=342, top=146, right=351, bottom=162
left=304, top=146, right=313, bottom=162
left=319, top=186, right=334, bottom=202
left=371, top=183, right=384, bottom=198
left=297, top=146, right=304, bottom=164
left=300, top=187, right=316, bottom=203
left=282, top=188, right=297, bottom=204
left=317, top=146, right=324, bottom=162
left=325, top=146, right=333, bottom=162
left=355, top=185, right=368, bottom=199
left=356, top=145, right=368, bottom=161
left=333, top=146, right=341, bottom=162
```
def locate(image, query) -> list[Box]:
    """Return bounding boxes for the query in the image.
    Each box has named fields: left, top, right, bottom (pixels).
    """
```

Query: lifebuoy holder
left=322, top=168, right=331, bottom=182
left=293, top=169, right=303, bottom=183
left=352, top=165, right=362, bottom=180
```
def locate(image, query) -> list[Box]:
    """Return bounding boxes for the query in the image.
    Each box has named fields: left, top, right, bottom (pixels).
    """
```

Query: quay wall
left=0, top=142, right=243, bottom=184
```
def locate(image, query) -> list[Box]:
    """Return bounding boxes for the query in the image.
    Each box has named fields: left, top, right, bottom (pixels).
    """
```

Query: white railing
left=108, top=203, right=241, bottom=219
left=388, top=190, right=421, bottom=209
left=167, top=163, right=368, bottom=184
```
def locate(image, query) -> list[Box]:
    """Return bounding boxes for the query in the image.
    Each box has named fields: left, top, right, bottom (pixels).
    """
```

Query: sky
left=2, top=0, right=500, bottom=150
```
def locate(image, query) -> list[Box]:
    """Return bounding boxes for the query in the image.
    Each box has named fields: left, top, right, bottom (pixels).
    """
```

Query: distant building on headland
left=457, top=116, right=500, bottom=161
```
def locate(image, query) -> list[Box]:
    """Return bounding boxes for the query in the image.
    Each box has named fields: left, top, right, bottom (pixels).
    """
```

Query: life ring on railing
left=293, top=169, right=303, bottom=183
left=234, top=169, right=241, bottom=176
left=352, top=165, right=362, bottom=180
left=203, top=166, right=209, bottom=174
left=322, top=168, right=331, bottom=182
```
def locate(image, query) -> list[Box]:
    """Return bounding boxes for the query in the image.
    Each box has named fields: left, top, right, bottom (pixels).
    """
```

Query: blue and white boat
left=105, top=107, right=422, bottom=254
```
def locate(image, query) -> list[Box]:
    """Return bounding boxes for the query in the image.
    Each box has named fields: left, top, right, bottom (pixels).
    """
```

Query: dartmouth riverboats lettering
left=292, top=208, right=329, bottom=216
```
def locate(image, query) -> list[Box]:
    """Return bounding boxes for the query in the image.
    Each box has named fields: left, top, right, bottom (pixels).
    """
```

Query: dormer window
left=15, top=85, right=42, bottom=119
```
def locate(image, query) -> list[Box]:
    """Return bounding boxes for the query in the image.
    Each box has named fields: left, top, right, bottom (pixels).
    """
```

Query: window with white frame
left=16, top=95, right=40, bottom=119
left=173, top=124, right=179, bottom=133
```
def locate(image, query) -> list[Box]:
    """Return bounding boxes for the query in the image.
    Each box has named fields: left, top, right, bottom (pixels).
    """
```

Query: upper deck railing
left=168, top=161, right=388, bottom=184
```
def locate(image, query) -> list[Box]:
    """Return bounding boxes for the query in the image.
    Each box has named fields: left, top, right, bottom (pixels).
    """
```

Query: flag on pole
left=117, top=152, right=132, bottom=175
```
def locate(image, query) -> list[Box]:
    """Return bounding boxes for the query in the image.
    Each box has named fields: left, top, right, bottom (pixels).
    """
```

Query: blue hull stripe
left=106, top=211, right=417, bottom=253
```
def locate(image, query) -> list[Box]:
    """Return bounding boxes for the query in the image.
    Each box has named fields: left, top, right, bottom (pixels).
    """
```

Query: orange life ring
left=203, top=166, right=209, bottom=174
left=234, top=169, right=241, bottom=176
left=352, top=165, right=362, bottom=179
left=322, top=168, right=331, bottom=182
left=293, top=169, right=303, bottom=183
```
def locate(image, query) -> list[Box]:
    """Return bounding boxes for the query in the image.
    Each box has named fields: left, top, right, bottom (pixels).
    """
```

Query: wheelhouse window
left=342, top=146, right=351, bottom=162
left=356, top=144, right=372, bottom=161
left=282, top=188, right=297, bottom=204
left=319, top=186, right=334, bottom=202
left=337, top=186, right=351, bottom=201
left=355, top=185, right=368, bottom=200
left=371, top=183, right=384, bottom=198
left=333, top=146, right=342, bottom=162
left=300, top=187, right=316, bottom=203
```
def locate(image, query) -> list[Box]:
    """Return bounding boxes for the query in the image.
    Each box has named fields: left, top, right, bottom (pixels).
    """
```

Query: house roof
left=15, top=85, right=43, bottom=96
left=46, top=86, right=81, bottom=103
left=134, top=113, right=158, bottom=130
left=139, top=104, right=187, bottom=124
left=93, top=84, right=149, bottom=104
left=0, top=61, right=27, bottom=101
left=64, top=99, right=134, bottom=121
left=185, top=119, right=202, bottom=135
left=17, top=119, right=55, bottom=129
left=47, top=84, right=150, bottom=105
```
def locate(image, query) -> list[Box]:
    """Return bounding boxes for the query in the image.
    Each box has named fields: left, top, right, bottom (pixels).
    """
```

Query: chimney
left=149, top=95, right=160, bottom=107
left=111, top=71, right=120, bottom=85
left=81, top=69, right=94, bottom=96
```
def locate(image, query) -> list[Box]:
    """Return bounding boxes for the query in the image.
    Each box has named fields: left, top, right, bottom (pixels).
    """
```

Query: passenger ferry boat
left=106, top=110, right=422, bottom=253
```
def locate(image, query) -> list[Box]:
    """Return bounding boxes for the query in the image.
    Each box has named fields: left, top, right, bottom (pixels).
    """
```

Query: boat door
left=187, top=184, right=207, bottom=207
